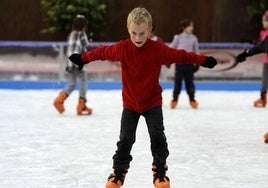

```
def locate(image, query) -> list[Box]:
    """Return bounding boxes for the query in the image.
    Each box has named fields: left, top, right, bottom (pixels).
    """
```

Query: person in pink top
left=237, top=11, right=268, bottom=107
left=244, top=10, right=268, bottom=107
left=69, top=7, right=217, bottom=188
left=253, top=11, right=268, bottom=107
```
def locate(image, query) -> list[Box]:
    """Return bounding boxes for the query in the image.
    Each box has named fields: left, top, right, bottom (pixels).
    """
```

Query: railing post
left=58, top=42, right=65, bottom=81
left=52, top=42, right=65, bottom=82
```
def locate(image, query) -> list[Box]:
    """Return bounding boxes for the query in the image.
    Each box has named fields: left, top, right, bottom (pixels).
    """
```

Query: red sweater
left=82, top=39, right=206, bottom=113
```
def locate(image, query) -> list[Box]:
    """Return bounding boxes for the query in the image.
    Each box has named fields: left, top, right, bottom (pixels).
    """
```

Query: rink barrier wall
left=0, top=41, right=253, bottom=48
left=0, top=41, right=258, bottom=80
left=0, top=81, right=260, bottom=91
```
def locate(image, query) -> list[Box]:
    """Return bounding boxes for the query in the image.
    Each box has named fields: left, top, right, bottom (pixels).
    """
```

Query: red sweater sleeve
left=160, top=42, right=206, bottom=66
left=81, top=42, right=121, bottom=63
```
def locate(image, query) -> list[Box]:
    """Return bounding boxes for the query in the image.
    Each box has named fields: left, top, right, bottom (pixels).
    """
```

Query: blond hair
left=127, top=7, right=152, bottom=30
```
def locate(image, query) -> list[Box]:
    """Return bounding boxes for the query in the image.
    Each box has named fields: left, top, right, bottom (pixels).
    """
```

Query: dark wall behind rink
left=0, top=0, right=261, bottom=42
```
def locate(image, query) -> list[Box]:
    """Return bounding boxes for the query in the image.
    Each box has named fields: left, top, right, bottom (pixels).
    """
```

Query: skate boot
left=77, top=97, right=92, bottom=115
left=53, top=91, right=68, bottom=114
left=190, top=99, right=198, bottom=109
left=264, top=132, right=268, bottom=143
left=106, top=168, right=128, bottom=188
left=254, top=91, right=267, bottom=107
left=170, top=99, right=178, bottom=109
left=152, top=164, right=170, bottom=188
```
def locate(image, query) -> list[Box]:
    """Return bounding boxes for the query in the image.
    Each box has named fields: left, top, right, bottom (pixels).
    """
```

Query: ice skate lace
left=152, top=166, right=170, bottom=183
left=107, top=169, right=128, bottom=185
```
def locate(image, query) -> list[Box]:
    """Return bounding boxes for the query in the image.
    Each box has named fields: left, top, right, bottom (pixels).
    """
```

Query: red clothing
left=81, top=39, right=206, bottom=112
left=259, top=28, right=268, bottom=63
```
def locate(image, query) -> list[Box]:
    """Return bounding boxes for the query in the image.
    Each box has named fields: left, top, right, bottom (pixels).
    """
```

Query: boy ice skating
left=69, top=7, right=217, bottom=188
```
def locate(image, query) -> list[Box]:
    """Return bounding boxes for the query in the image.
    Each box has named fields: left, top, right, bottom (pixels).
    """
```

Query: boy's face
left=128, top=22, right=151, bottom=48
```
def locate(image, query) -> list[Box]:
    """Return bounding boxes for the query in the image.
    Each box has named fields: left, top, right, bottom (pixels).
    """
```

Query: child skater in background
left=238, top=11, right=268, bottom=107
left=253, top=11, right=268, bottom=107
left=69, top=7, right=217, bottom=188
left=236, top=31, right=268, bottom=144
left=169, top=19, right=200, bottom=109
left=53, top=15, right=92, bottom=115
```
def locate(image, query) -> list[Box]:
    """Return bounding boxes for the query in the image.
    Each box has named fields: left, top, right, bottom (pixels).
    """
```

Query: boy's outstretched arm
left=69, top=52, right=218, bottom=70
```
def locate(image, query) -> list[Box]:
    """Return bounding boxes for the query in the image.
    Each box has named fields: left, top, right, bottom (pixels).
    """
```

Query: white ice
left=0, top=89, right=268, bottom=188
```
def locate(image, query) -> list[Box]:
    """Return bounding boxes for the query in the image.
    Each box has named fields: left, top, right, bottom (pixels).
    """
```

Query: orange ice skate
left=254, top=91, right=267, bottom=107
left=170, top=100, right=178, bottom=109
left=53, top=92, right=67, bottom=114
left=152, top=164, right=170, bottom=188
left=190, top=99, right=198, bottom=109
left=106, top=169, right=128, bottom=188
left=77, top=97, right=92, bottom=115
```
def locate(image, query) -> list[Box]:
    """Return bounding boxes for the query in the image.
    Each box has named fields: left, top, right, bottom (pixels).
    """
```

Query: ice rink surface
left=0, top=89, right=268, bottom=188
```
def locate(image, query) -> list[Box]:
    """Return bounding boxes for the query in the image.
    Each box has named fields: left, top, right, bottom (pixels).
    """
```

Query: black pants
left=112, top=106, right=169, bottom=169
left=261, top=63, right=268, bottom=92
left=173, top=64, right=196, bottom=101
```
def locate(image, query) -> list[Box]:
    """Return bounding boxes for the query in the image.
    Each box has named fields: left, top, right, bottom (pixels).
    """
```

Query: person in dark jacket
left=236, top=35, right=268, bottom=144
left=236, top=11, right=268, bottom=107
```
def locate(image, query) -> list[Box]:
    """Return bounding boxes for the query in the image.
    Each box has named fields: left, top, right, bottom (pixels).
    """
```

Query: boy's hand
left=235, top=50, right=249, bottom=63
left=69, top=53, right=86, bottom=70
left=202, top=56, right=217, bottom=68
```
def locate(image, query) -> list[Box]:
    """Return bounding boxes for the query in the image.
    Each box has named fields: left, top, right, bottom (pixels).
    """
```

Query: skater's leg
left=143, top=106, right=170, bottom=187
left=106, top=108, right=140, bottom=187
left=170, top=64, right=183, bottom=108
left=63, top=71, right=77, bottom=96
left=113, top=108, right=140, bottom=169
left=254, top=64, right=268, bottom=107
left=77, top=70, right=92, bottom=115
left=184, top=64, right=198, bottom=108
left=53, top=71, right=76, bottom=113
left=143, top=106, right=169, bottom=167
left=261, top=63, right=268, bottom=92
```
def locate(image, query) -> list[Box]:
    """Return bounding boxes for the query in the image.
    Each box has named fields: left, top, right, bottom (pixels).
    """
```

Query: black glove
left=202, top=56, right=217, bottom=68
left=235, top=50, right=249, bottom=63
left=68, top=53, right=86, bottom=70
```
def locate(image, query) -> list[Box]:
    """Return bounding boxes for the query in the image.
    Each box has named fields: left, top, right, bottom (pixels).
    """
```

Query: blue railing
left=0, top=41, right=254, bottom=49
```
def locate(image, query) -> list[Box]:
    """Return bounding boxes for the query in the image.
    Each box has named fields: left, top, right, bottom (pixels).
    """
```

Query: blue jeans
left=63, top=68, right=88, bottom=99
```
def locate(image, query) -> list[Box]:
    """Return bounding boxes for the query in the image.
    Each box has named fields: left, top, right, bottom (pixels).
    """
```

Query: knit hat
left=263, top=11, right=268, bottom=21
